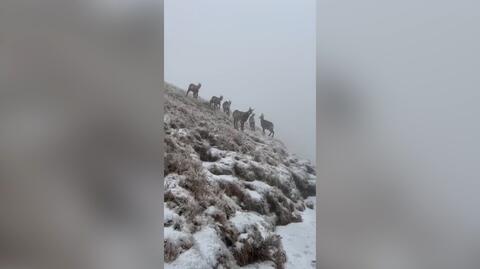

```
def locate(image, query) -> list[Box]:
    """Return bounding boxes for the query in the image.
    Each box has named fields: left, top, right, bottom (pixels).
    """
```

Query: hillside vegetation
left=164, top=83, right=316, bottom=269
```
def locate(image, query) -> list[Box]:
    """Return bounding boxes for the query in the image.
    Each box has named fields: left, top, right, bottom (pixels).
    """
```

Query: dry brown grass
left=291, top=170, right=316, bottom=198
left=164, top=236, right=193, bottom=263
left=165, top=151, right=198, bottom=175
left=164, top=84, right=316, bottom=268
left=265, top=192, right=302, bottom=225
left=233, top=231, right=286, bottom=269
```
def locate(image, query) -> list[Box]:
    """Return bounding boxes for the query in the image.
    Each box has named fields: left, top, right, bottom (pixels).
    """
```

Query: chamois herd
left=185, top=83, right=275, bottom=137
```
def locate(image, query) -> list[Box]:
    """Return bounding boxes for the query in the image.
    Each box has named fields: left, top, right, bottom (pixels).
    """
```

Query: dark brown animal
left=222, top=100, right=232, bottom=116
left=260, top=114, right=274, bottom=137
left=210, top=95, right=223, bottom=110
left=186, top=83, right=201, bottom=98
left=233, top=107, right=254, bottom=131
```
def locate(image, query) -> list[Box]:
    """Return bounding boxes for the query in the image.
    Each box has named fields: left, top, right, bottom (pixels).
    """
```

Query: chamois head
left=260, top=113, right=264, bottom=120
left=219, top=95, right=223, bottom=101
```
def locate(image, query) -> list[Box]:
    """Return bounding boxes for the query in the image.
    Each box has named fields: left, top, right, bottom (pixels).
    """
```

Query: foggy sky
left=318, top=1, right=480, bottom=268
left=319, top=0, right=480, bottom=228
left=165, top=0, right=316, bottom=162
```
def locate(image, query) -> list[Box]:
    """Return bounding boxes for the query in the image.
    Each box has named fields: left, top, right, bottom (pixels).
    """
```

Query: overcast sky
left=165, top=0, right=316, bottom=162
left=318, top=1, right=480, bottom=266
left=319, top=0, right=480, bottom=220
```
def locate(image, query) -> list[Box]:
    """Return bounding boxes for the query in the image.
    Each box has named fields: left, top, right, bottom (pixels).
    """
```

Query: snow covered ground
left=164, top=84, right=316, bottom=268
left=276, top=196, right=316, bottom=269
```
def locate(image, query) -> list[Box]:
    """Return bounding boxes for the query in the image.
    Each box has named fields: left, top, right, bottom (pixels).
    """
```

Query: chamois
left=210, top=95, right=223, bottom=110
left=232, top=107, right=254, bottom=131
left=259, top=114, right=275, bottom=137
left=185, top=83, right=201, bottom=98
left=249, top=113, right=256, bottom=131
left=222, top=100, right=232, bottom=116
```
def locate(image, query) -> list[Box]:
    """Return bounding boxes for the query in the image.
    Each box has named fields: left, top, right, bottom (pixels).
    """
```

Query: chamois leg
left=186, top=89, right=190, bottom=97
left=262, top=128, right=265, bottom=135
left=271, top=130, right=275, bottom=137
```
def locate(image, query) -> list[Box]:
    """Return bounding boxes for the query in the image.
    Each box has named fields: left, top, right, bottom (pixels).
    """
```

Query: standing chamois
left=233, top=107, right=254, bottom=131
left=186, top=83, right=201, bottom=98
left=222, top=100, right=232, bottom=116
left=249, top=113, right=256, bottom=131
left=210, top=95, right=223, bottom=110
left=260, top=114, right=275, bottom=137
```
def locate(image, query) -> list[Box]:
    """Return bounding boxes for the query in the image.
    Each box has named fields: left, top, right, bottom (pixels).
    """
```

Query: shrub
left=232, top=230, right=286, bottom=269
left=164, top=234, right=193, bottom=263
left=165, top=152, right=198, bottom=175
left=265, top=192, right=302, bottom=225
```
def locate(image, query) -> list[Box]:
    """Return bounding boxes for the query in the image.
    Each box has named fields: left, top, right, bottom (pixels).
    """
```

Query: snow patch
left=230, top=211, right=272, bottom=239
left=204, top=169, right=239, bottom=183
left=246, top=189, right=263, bottom=201
left=194, top=226, right=229, bottom=267
left=165, top=226, right=232, bottom=269
left=207, top=147, right=226, bottom=160
left=165, top=248, right=210, bottom=269
left=241, top=261, right=276, bottom=269
left=165, top=174, right=193, bottom=201
left=164, top=227, right=190, bottom=244
left=164, top=205, right=179, bottom=225
left=246, top=180, right=273, bottom=194
left=276, top=196, right=316, bottom=268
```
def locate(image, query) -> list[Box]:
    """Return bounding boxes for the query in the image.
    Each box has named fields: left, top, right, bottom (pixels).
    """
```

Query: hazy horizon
left=165, top=0, right=316, bottom=162
left=318, top=1, right=480, bottom=268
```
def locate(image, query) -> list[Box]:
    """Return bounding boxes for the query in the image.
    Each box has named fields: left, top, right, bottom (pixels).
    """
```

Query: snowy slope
left=164, top=83, right=316, bottom=269
left=276, top=197, right=316, bottom=269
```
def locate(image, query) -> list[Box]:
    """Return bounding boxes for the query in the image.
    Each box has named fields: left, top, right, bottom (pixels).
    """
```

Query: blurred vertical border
left=0, top=1, right=165, bottom=268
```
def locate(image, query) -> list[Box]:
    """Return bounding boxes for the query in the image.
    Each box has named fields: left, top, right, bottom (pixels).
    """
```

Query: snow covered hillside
left=164, top=83, right=316, bottom=269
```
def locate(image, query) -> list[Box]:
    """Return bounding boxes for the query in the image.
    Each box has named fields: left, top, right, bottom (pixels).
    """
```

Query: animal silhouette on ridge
left=186, top=83, right=201, bottom=98
left=210, top=95, right=223, bottom=110
left=249, top=113, right=256, bottom=131
left=233, top=107, right=254, bottom=131
left=260, top=113, right=275, bottom=137
left=222, top=100, right=232, bottom=116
